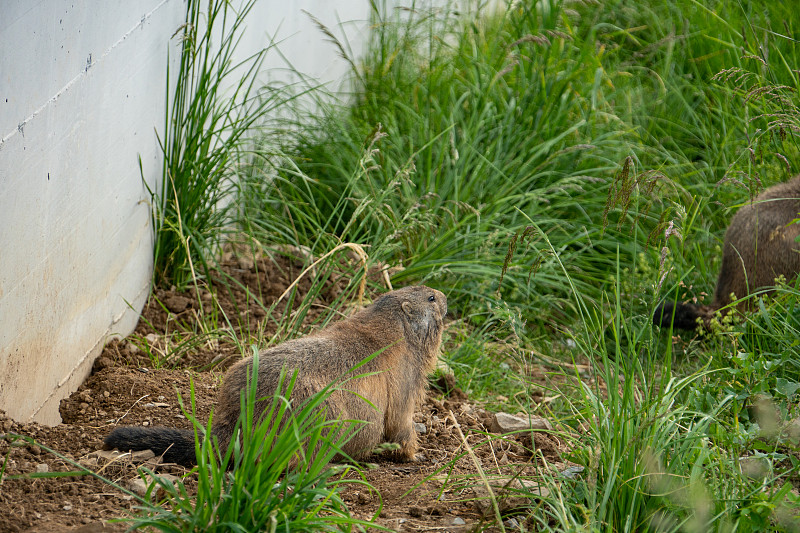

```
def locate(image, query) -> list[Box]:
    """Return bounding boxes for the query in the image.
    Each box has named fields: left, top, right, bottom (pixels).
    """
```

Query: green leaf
left=775, top=378, right=800, bottom=399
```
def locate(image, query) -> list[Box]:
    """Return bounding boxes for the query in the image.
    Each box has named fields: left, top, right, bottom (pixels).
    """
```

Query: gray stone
left=88, top=449, right=125, bottom=462
left=130, top=449, right=156, bottom=461
left=413, top=422, right=427, bottom=434
left=452, top=517, right=466, bottom=525
left=127, top=478, right=150, bottom=497
left=489, top=412, right=552, bottom=434
left=128, top=473, right=180, bottom=501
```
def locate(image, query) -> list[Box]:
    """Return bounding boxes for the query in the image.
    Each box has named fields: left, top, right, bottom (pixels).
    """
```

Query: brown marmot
left=655, top=176, right=800, bottom=330
left=105, top=285, right=447, bottom=465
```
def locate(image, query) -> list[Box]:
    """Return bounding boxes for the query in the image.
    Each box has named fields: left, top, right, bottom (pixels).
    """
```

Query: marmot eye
left=428, top=295, right=436, bottom=302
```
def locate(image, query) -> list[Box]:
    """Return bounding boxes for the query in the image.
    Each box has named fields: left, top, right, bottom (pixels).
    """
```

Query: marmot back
left=105, top=285, right=447, bottom=465
left=655, top=176, right=800, bottom=330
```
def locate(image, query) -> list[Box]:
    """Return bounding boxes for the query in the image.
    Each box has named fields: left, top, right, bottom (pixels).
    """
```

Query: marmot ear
left=401, top=301, right=414, bottom=317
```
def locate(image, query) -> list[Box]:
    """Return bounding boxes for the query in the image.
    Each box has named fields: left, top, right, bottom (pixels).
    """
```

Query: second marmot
left=655, top=176, right=800, bottom=330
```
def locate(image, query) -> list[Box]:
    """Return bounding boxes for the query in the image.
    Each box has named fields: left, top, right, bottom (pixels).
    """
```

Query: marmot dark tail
left=653, top=301, right=712, bottom=331
left=104, top=426, right=197, bottom=465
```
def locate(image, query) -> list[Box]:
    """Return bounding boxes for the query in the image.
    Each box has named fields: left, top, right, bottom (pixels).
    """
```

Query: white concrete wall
left=0, top=0, right=373, bottom=425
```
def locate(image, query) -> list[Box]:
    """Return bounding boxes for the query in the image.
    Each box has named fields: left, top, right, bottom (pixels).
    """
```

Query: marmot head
left=372, top=285, right=446, bottom=350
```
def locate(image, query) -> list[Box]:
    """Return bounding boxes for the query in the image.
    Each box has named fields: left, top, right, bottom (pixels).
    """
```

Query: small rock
left=28, top=444, right=41, bottom=455
left=35, top=463, right=49, bottom=473
left=62, top=504, right=72, bottom=511
left=153, top=473, right=180, bottom=500
left=505, top=517, right=520, bottom=529
left=103, top=391, right=110, bottom=398
left=489, top=412, right=552, bottom=434
left=127, top=478, right=149, bottom=497
left=131, top=449, right=156, bottom=461
left=80, top=402, right=89, bottom=410
left=88, top=449, right=126, bottom=462
left=357, top=492, right=371, bottom=505
left=145, top=333, right=158, bottom=344
left=453, top=517, right=466, bottom=525
left=127, top=472, right=180, bottom=500
left=78, top=457, right=99, bottom=468
left=413, top=422, right=427, bottom=435
left=128, top=342, right=141, bottom=355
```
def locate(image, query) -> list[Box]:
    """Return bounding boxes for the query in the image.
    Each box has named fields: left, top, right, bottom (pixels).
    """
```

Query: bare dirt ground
left=0, top=255, right=571, bottom=533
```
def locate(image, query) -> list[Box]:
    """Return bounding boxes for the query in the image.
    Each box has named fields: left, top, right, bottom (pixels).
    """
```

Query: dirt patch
left=0, top=255, right=569, bottom=532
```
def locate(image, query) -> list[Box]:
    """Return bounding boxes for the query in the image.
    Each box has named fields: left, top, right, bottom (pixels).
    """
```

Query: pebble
left=127, top=478, right=149, bottom=497
left=413, top=422, right=427, bottom=434
left=145, top=333, right=158, bottom=344
left=35, top=463, right=49, bottom=473
left=88, top=450, right=125, bottom=462
left=452, top=517, right=466, bottom=525
left=130, top=449, right=156, bottom=461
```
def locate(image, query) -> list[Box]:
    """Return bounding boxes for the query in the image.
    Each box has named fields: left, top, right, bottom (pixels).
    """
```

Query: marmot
left=105, top=285, right=447, bottom=465
left=655, top=176, right=800, bottom=330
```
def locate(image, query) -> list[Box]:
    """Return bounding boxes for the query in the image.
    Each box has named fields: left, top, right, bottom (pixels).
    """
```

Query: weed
left=148, top=0, right=296, bottom=290
left=125, top=347, right=380, bottom=532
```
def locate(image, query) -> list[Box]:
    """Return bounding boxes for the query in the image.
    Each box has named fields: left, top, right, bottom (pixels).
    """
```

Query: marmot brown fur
left=655, top=176, right=800, bottom=330
left=105, top=285, right=447, bottom=465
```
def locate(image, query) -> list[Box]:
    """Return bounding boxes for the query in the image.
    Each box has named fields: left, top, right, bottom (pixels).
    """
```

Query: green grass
left=147, top=0, right=297, bottom=290
left=129, top=0, right=800, bottom=530
left=125, top=348, right=380, bottom=532
left=232, top=0, right=800, bottom=530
